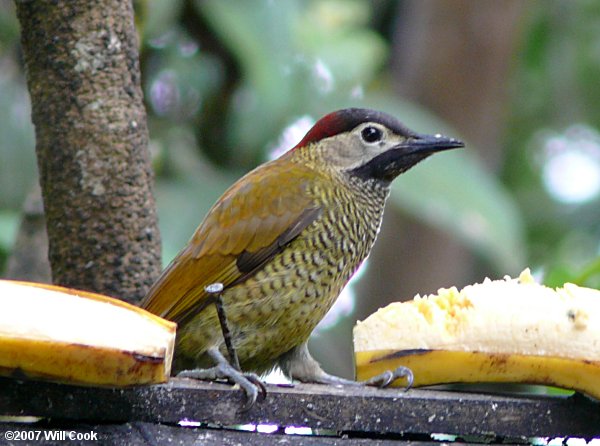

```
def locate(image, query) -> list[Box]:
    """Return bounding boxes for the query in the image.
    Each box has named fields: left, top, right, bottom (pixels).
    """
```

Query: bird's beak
left=399, top=133, right=465, bottom=155
left=349, top=131, right=464, bottom=183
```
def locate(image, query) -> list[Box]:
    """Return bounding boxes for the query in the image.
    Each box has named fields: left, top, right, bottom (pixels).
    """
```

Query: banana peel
left=354, top=269, right=600, bottom=399
left=0, top=280, right=176, bottom=387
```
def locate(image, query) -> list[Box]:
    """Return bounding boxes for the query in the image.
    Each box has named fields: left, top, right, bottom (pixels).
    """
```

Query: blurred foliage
left=504, top=0, right=600, bottom=289
left=0, top=0, right=599, bottom=374
left=0, top=1, right=36, bottom=273
left=138, top=0, right=529, bottom=274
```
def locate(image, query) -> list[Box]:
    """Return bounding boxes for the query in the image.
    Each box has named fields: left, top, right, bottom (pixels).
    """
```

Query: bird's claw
left=244, top=373, right=267, bottom=400
left=236, top=371, right=267, bottom=412
left=363, top=366, right=413, bottom=390
left=177, top=366, right=267, bottom=411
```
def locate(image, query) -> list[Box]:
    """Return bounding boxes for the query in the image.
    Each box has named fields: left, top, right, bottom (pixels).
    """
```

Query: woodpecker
left=142, top=108, right=463, bottom=406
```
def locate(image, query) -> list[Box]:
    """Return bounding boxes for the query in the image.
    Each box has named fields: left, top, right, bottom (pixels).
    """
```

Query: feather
left=140, top=159, right=321, bottom=324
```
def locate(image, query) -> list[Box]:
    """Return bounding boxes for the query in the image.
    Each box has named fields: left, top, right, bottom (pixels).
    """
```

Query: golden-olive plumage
left=142, top=108, right=463, bottom=381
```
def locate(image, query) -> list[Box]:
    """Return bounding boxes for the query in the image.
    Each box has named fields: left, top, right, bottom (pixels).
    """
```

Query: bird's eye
left=361, top=126, right=383, bottom=143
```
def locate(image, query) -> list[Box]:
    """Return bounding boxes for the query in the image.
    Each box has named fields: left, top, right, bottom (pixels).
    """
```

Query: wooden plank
left=0, top=377, right=599, bottom=439
left=0, top=422, right=440, bottom=446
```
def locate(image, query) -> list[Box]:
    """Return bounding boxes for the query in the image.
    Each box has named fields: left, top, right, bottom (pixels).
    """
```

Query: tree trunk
left=15, top=0, right=161, bottom=303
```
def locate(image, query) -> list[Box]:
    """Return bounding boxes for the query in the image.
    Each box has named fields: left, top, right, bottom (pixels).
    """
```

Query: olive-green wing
left=141, top=160, right=321, bottom=324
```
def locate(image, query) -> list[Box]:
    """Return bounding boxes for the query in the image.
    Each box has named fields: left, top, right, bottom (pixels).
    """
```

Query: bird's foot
left=360, top=366, right=413, bottom=390
left=305, top=366, right=413, bottom=391
left=177, top=347, right=266, bottom=411
left=178, top=365, right=266, bottom=411
left=279, top=343, right=413, bottom=391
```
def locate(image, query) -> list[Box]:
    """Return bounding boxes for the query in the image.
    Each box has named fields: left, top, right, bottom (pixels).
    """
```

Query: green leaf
left=196, top=0, right=389, bottom=160
left=151, top=127, right=240, bottom=265
left=196, top=0, right=301, bottom=157
left=392, top=150, right=526, bottom=273
left=307, top=30, right=388, bottom=87
left=0, top=211, right=19, bottom=252
left=137, top=0, right=185, bottom=40
left=573, top=257, right=600, bottom=288
left=155, top=174, right=236, bottom=266
left=543, top=264, right=577, bottom=288
left=0, top=74, right=36, bottom=209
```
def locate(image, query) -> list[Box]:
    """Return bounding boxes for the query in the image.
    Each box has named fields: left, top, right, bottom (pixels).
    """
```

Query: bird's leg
left=178, top=347, right=266, bottom=411
left=204, top=283, right=241, bottom=372
left=278, top=342, right=413, bottom=389
left=177, top=283, right=266, bottom=410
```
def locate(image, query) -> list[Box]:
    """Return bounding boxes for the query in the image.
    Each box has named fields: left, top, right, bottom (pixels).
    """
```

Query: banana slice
left=354, top=269, right=600, bottom=399
left=0, top=280, right=176, bottom=386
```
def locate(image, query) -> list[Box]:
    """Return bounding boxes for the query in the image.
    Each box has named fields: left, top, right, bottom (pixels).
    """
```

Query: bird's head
left=293, top=108, right=464, bottom=184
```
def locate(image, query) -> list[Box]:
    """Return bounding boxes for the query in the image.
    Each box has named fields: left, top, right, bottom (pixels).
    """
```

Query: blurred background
left=1, top=0, right=599, bottom=379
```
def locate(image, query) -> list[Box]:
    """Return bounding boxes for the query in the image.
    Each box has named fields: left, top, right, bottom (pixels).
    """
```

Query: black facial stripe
left=348, top=149, right=432, bottom=184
